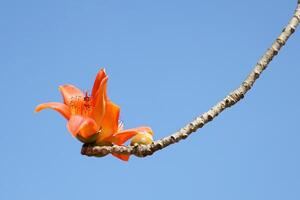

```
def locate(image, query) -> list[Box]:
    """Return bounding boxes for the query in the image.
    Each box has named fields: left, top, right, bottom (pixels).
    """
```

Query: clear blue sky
left=1, top=0, right=299, bottom=199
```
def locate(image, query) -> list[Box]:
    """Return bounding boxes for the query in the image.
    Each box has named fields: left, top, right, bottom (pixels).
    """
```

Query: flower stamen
left=69, top=92, right=93, bottom=116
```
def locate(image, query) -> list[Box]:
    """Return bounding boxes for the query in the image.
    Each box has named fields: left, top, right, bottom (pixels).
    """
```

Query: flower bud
left=130, top=132, right=153, bottom=146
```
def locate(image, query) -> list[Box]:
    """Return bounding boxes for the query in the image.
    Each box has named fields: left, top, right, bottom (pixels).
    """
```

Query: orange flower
left=35, top=69, right=108, bottom=143
left=35, top=68, right=153, bottom=161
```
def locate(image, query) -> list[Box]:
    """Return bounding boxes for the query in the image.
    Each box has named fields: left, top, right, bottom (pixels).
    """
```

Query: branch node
left=290, top=26, right=296, bottom=33
left=155, top=141, right=164, bottom=150
left=276, top=38, right=286, bottom=46
left=207, top=113, right=213, bottom=121
left=182, top=133, right=189, bottom=139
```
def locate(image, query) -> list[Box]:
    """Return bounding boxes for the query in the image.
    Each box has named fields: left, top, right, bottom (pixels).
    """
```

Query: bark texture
left=81, top=1, right=300, bottom=158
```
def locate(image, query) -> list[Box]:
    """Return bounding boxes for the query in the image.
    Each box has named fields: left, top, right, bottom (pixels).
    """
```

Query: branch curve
left=81, top=1, right=300, bottom=158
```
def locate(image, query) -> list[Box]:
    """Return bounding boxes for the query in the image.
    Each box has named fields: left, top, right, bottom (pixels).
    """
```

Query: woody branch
left=81, top=0, right=300, bottom=158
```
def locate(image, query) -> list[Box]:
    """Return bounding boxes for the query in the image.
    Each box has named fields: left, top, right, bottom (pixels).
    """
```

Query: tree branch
left=81, top=1, right=300, bottom=158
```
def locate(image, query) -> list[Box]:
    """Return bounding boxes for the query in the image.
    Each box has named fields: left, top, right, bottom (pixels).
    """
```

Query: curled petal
left=67, top=115, right=99, bottom=140
left=96, top=101, right=120, bottom=143
left=112, top=153, right=130, bottom=161
left=91, top=77, right=108, bottom=126
left=35, top=102, right=71, bottom=120
left=91, top=68, right=107, bottom=99
left=110, top=129, right=139, bottom=146
left=59, top=84, right=84, bottom=106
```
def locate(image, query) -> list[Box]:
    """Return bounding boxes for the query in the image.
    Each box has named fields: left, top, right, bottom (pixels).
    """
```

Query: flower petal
left=110, top=129, right=140, bottom=146
left=91, top=68, right=107, bottom=99
left=112, top=153, right=130, bottom=161
left=59, top=84, right=84, bottom=106
left=67, top=115, right=99, bottom=140
left=95, top=101, right=120, bottom=143
left=91, top=77, right=108, bottom=126
left=35, top=102, right=71, bottom=119
left=111, top=127, right=153, bottom=145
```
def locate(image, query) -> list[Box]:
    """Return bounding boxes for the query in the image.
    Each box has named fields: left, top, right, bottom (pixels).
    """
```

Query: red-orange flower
left=35, top=69, right=108, bottom=143
left=35, top=68, right=153, bottom=161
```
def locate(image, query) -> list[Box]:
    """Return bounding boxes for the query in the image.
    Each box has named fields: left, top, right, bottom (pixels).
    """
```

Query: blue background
left=1, top=0, right=299, bottom=199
